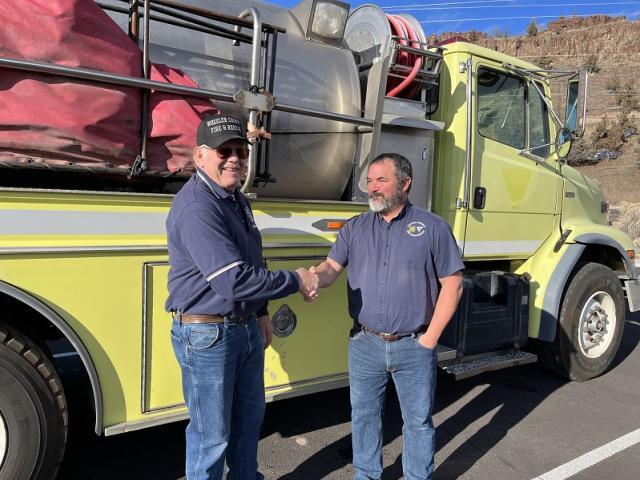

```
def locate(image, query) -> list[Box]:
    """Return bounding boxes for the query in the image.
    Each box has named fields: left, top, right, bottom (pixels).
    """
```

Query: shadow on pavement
left=272, top=311, right=640, bottom=480
left=56, top=312, right=640, bottom=480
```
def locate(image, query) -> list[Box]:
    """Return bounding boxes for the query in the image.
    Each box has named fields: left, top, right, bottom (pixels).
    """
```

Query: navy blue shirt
left=329, top=202, right=464, bottom=335
left=165, top=170, right=299, bottom=317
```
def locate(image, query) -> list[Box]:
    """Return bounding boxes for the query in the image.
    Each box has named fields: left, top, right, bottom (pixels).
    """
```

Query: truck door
left=463, top=60, right=562, bottom=259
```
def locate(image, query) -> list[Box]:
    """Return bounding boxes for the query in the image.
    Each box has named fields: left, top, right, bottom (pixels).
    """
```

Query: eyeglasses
left=199, top=144, right=249, bottom=160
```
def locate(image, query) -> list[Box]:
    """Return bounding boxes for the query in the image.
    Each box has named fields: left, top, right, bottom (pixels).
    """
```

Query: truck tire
left=541, top=262, right=625, bottom=381
left=0, top=323, right=67, bottom=480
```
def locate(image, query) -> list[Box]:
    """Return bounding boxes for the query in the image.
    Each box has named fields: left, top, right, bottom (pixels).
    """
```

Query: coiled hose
left=385, top=14, right=423, bottom=99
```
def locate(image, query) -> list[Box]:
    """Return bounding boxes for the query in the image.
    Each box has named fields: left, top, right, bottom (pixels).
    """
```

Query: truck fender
left=539, top=243, right=585, bottom=342
left=539, top=232, right=636, bottom=342
left=573, top=233, right=637, bottom=279
left=0, top=280, right=103, bottom=435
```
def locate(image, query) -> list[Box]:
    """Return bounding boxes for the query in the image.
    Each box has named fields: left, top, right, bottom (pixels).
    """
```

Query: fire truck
left=1, top=0, right=638, bottom=478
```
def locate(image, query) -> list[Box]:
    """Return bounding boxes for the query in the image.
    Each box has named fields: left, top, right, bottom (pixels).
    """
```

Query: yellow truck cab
left=0, top=1, right=638, bottom=478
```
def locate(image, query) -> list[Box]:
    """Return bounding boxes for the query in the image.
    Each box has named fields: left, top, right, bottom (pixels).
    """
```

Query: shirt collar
left=196, top=168, right=234, bottom=199
left=377, top=201, right=411, bottom=225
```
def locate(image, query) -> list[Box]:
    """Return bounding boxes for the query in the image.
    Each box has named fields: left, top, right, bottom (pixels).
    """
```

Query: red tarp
left=149, top=64, right=219, bottom=173
left=0, top=0, right=218, bottom=174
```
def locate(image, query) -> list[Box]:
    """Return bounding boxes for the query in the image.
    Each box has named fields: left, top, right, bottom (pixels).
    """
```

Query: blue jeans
left=349, top=329, right=438, bottom=480
left=171, top=316, right=265, bottom=480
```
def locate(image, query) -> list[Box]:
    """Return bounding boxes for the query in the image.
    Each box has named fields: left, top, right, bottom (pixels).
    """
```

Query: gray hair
left=370, top=153, right=412, bottom=192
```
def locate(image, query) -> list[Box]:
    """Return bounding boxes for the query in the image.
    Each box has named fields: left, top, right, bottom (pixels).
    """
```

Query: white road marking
left=532, top=427, right=640, bottom=480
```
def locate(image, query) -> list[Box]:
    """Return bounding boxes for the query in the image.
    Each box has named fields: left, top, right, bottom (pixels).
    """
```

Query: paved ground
left=57, top=309, right=640, bottom=479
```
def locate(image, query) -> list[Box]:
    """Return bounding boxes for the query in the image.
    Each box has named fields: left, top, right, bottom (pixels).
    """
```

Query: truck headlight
left=311, top=1, right=349, bottom=39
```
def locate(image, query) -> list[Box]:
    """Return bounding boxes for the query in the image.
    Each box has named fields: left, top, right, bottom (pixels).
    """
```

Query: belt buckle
left=380, top=332, right=394, bottom=341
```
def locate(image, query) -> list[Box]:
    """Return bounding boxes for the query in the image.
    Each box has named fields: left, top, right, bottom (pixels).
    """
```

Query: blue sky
left=273, top=0, right=640, bottom=35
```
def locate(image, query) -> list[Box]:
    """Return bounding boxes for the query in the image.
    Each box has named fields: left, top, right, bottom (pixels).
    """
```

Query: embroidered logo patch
left=406, top=221, right=426, bottom=237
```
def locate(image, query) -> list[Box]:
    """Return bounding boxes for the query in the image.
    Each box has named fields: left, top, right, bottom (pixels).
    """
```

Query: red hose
left=385, top=14, right=410, bottom=93
left=396, top=15, right=423, bottom=99
left=385, top=14, right=423, bottom=99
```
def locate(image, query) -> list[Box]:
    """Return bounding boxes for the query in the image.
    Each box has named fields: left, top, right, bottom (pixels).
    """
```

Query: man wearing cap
left=309, top=153, right=464, bottom=480
left=166, top=114, right=318, bottom=480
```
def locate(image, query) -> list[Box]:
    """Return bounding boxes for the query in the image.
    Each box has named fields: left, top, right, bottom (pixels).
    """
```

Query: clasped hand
left=295, top=267, right=320, bottom=302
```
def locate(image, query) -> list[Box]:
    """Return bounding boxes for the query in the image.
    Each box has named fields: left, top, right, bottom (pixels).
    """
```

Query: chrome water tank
left=110, top=0, right=362, bottom=199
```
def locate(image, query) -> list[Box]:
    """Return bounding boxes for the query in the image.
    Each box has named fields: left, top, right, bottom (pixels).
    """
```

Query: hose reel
left=344, top=5, right=442, bottom=101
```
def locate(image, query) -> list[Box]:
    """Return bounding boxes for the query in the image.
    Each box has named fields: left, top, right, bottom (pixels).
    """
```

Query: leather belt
left=178, top=314, right=249, bottom=324
left=360, top=324, right=427, bottom=342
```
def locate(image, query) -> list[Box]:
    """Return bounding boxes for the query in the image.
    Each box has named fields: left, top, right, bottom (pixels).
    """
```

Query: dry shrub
left=611, top=201, right=640, bottom=252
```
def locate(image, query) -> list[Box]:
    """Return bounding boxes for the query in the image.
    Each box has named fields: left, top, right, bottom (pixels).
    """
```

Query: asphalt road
left=57, top=309, right=640, bottom=480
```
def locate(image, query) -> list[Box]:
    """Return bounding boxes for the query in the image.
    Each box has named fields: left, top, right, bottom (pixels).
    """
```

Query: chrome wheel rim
left=578, top=290, right=617, bottom=358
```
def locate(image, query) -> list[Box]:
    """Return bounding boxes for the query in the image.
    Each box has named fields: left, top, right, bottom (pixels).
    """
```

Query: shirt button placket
left=380, top=226, right=393, bottom=330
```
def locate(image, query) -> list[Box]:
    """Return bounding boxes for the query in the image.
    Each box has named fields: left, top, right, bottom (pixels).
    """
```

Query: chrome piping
left=457, top=58, right=473, bottom=210
left=580, top=72, right=589, bottom=137
left=503, top=63, right=566, bottom=130
left=529, top=79, right=563, bottom=128
left=0, top=55, right=374, bottom=141
left=238, top=8, right=263, bottom=194
left=0, top=186, right=174, bottom=197
left=273, top=102, right=373, bottom=127
left=135, top=0, right=151, bottom=169
left=0, top=56, right=236, bottom=103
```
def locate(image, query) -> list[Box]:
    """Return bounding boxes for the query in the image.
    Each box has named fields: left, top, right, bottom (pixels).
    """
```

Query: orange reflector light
left=627, top=250, right=636, bottom=259
left=327, top=221, right=345, bottom=230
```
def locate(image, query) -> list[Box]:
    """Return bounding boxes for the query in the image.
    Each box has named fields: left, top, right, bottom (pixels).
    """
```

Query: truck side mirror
left=565, top=71, right=587, bottom=137
left=556, top=127, right=572, bottom=159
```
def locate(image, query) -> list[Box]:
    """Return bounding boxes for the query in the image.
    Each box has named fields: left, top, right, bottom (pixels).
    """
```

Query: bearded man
left=310, top=152, right=464, bottom=480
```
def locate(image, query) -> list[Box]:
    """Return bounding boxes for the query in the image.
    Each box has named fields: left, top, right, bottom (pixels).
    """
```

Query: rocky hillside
left=428, top=16, right=640, bottom=247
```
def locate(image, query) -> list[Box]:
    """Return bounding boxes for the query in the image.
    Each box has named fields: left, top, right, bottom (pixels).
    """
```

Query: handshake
left=295, top=267, right=320, bottom=302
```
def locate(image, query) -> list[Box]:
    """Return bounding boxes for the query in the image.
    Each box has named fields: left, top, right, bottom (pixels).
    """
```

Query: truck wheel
left=543, top=262, right=625, bottom=381
left=0, top=323, right=67, bottom=479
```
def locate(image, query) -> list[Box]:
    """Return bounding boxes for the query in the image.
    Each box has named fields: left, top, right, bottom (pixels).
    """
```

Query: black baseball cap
left=196, top=114, right=250, bottom=149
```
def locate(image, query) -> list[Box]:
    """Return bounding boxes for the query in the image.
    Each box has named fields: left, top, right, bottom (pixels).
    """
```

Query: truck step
left=442, top=351, right=538, bottom=380
left=436, top=344, right=457, bottom=362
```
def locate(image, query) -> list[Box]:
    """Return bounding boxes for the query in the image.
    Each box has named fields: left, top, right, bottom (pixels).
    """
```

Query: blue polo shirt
left=329, top=202, right=464, bottom=335
left=165, top=170, right=299, bottom=317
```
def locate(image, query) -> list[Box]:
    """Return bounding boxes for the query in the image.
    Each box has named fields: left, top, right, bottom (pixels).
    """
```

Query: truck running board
left=442, top=351, right=538, bottom=380
left=436, top=344, right=457, bottom=362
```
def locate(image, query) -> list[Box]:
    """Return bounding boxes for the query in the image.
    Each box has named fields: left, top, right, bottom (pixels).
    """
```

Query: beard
left=368, top=188, right=404, bottom=213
